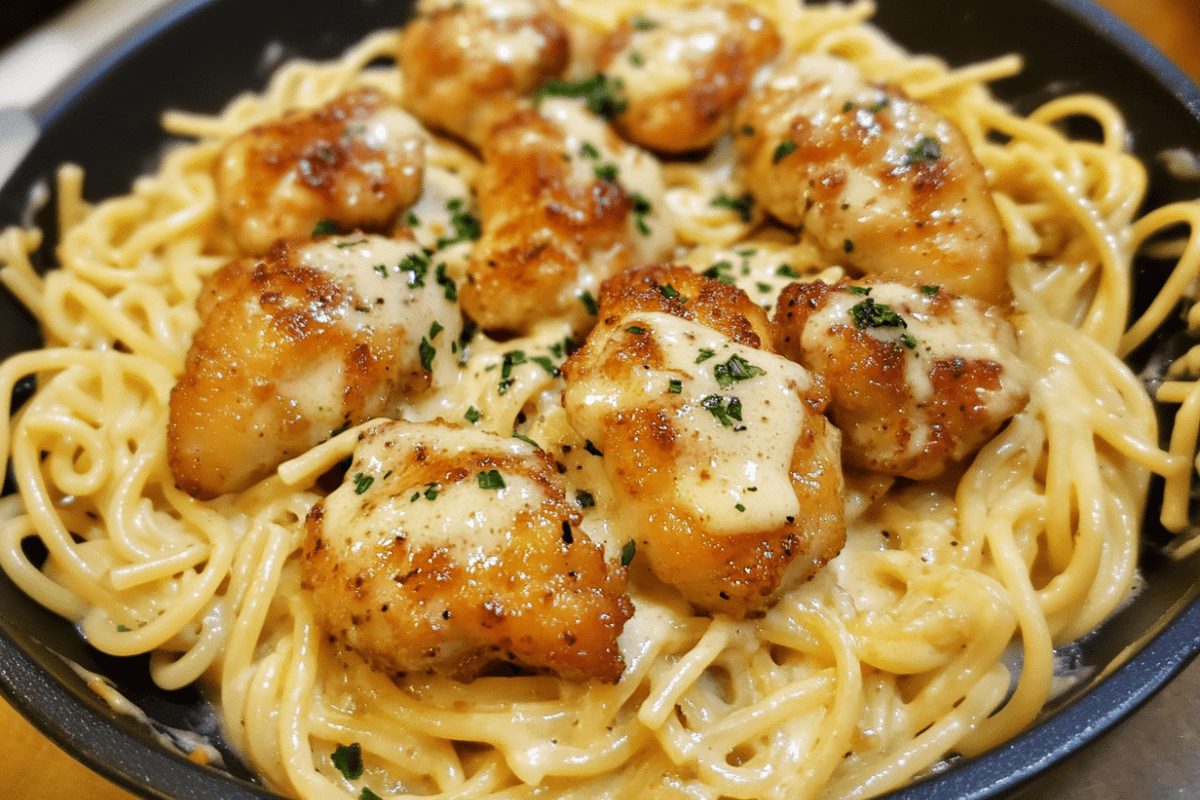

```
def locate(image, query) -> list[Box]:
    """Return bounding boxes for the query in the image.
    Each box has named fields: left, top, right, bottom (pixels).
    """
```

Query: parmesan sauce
left=569, top=312, right=815, bottom=535
left=323, top=426, right=546, bottom=555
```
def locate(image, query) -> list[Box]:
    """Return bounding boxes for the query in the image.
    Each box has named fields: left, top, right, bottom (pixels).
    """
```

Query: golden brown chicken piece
left=597, top=1, right=781, bottom=153
left=215, top=88, right=428, bottom=255
left=461, top=101, right=673, bottom=334
left=301, top=420, right=633, bottom=682
left=773, top=279, right=1029, bottom=480
left=562, top=265, right=844, bottom=615
left=168, top=235, right=463, bottom=499
left=397, top=0, right=570, bottom=147
left=735, top=54, right=1011, bottom=305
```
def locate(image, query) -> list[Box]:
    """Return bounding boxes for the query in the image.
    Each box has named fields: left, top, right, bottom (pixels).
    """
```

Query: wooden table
left=2, top=1, right=1199, bottom=799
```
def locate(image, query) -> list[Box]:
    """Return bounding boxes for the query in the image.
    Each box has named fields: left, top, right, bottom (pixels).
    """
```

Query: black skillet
left=1, top=0, right=1198, bottom=797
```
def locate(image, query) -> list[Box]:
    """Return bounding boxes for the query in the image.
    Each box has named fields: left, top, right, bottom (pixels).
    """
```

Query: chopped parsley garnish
left=620, top=539, right=637, bottom=567
left=535, top=74, right=627, bottom=119
left=755, top=282, right=771, bottom=293
left=435, top=262, right=458, bottom=301
left=429, top=321, right=444, bottom=340
left=847, top=285, right=871, bottom=295
left=406, top=211, right=420, bottom=227
left=419, top=337, right=436, bottom=371
left=584, top=439, right=604, bottom=457
left=626, top=326, right=646, bottom=334
left=710, top=191, right=755, bottom=222
left=117, top=624, right=131, bottom=632
left=373, top=264, right=389, bottom=278
left=579, top=290, right=599, bottom=316
left=512, top=432, right=540, bottom=449
left=700, top=394, right=744, bottom=428
left=312, top=219, right=338, bottom=236
left=713, top=353, right=766, bottom=389
left=843, top=238, right=855, bottom=254
left=361, top=789, right=383, bottom=800
left=695, top=348, right=716, bottom=364
left=775, top=264, right=801, bottom=278
left=336, top=238, right=369, bottom=249
left=848, top=298, right=916, bottom=348
left=631, top=15, right=658, bottom=30
left=921, top=284, right=941, bottom=296
left=464, top=406, right=482, bottom=424
left=332, top=743, right=364, bottom=780
left=702, top=260, right=736, bottom=285
left=436, top=203, right=482, bottom=250
left=867, top=97, right=889, bottom=112
left=735, top=503, right=746, bottom=512
left=477, top=470, right=506, bottom=490
left=668, top=377, right=683, bottom=394
left=772, top=140, right=797, bottom=163
left=629, top=51, right=644, bottom=67
left=575, top=489, right=595, bottom=508
left=530, top=355, right=560, bottom=376
left=658, top=283, right=682, bottom=302
left=422, top=483, right=440, bottom=501
left=904, top=135, right=942, bottom=166
left=501, top=350, right=527, bottom=380
left=352, top=473, right=374, bottom=495
left=842, top=100, right=855, bottom=112
left=594, top=162, right=620, bottom=182
left=400, top=251, right=430, bottom=287
left=632, top=192, right=653, bottom=236
left=580, top=142, right=601, bottom=160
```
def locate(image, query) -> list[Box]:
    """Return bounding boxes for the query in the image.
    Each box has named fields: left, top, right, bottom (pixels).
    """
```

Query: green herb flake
left=843, top=238, right=855, bottom=254
left=629, top=51, right=644, bottom=67
left=435, top=263, right=458, bottom=301
left=668, top=378, right=683, bottom=394
left=594, top=162, right=620, bottom=182
left=847, top=285, right=871, bottom=295
left=513, top=432, right=541, bottom=449
left=580, top=142, right=600, bottom=160
left=735, top=503, right=746, bottom=512
left=406, top=212, right=420, bottom=227
left=580, top=290, right=599, bottom=316
left=400, top=251, right=430, bottom=287
left=419, top=337, right=437, bottom=371
left=530, top=355, right=560, bottom=376
left=534, top=73, right=628, bottom=119
left=626, top=325, right=646, bottom=335
left=312, top=219, right=338, bottom=236
left=900, top=332, right=918, bottom=349
left=424, top=483, right=440, bottom=501
left=756, top=282, right=772, bottom=294
left=373, top=264, right=389, bottom=279
left=620, top=539, right=637, bottom=567
left=332, top=743, right=364, bottom=781
left=904, top=135, right=942, bottom=166
left=429, top=321, right=444, bottom=340
left=631, top=16, right=658, bottom=30
left=464, top=406, right=482, bottom=424
left=713, top=353, right=767, bottom=389
left=848, top=297, right=915, bottom=349
left=117, top=624, right=131, bottom=632
left=336, top=238, right=369, bottom=249
left=920, top=284, right=941, bottom=296
left=353, top=473, right=374, bottom=495
left=702, top=260, right=736, bottom=285
left=695, top=348, right=716, bottom=364
left=436, top=208, right=482, bottom=250
left=477, top=470, right=506, bottom=490
left=501, top=350, right=527, bottom=380
left=710, top=192, right=755, bottom=223
left=772, top=140, right=797, bottom=163
left=361, top=789, right=383, bottom=800
left=576, top=489, right=595, bottom=508
left=658, top=283, right=682, bottom=302
left=700, top=394, right=744, bottom=428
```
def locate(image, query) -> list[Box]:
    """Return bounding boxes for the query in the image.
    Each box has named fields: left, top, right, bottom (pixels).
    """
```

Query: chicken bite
left=215, top=88, right=428, bottom=255
left=597, top=1, right=781, bottom=153
left=461, top=100, right=673, bottom=334
left=562, top=265, right=845, bottom=615
left=735, top=54, right=1011, bottom=305
left=168, top=234, right=462, bottom=499
left=772, top=279, right=1029, bottom=479
left=301, top=420, right=633, bottom=682
left=397, top=0, right=571, bottom=147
